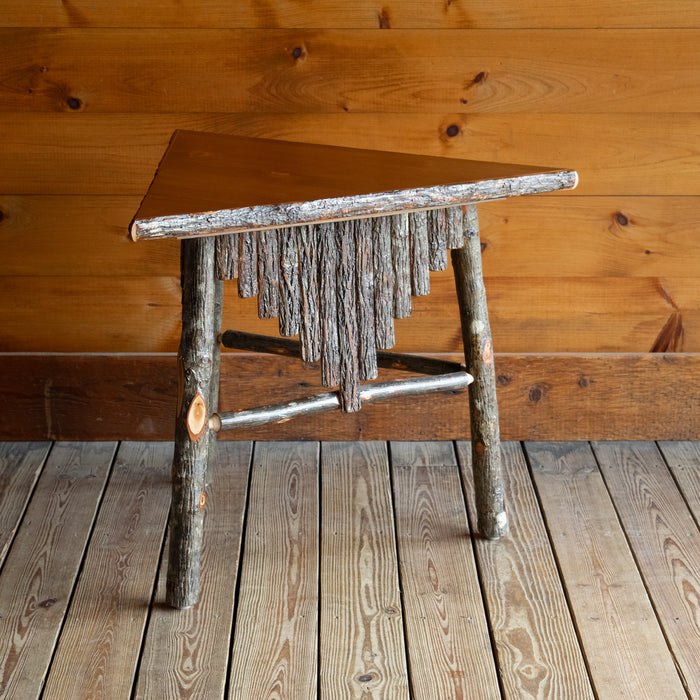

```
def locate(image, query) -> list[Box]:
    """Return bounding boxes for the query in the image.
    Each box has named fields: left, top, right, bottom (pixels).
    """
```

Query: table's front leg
left=168, top=236, right=219, bottom=608
left=451, top=204, right=509, bottom=539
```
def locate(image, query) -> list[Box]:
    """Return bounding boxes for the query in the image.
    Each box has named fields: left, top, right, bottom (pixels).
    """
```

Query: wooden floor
left=0, top=441, right=698, bottom=699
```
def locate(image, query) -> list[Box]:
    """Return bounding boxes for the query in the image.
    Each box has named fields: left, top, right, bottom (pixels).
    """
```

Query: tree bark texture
left=318, top=222, right=340, bottom=387
left=278, top=227, right=300, bottom=337
left=168, top=236, right=219, bottom=608
left=237, top=231, right=258, bottom=298
left=391, top=213, right=411, bottom=319
left=451, top=204, right=509, bottom=539
left=354, top=218, right=378, bottom=381
left=257, top=229, right=279, bottom=319
left=372, top=216, right=395, bottom=349
left=297, top=225, right=321, bottom=363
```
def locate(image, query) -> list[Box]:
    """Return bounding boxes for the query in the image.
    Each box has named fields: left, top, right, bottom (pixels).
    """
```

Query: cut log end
left=186, top=391, right=208, bottom=442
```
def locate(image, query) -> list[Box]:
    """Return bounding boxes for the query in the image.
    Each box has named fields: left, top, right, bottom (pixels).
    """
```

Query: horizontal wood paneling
left=2, top=275, right=696, bottom=353
left=4, top=1, right=700, bottom=28
left=2, top=30, right=698, bottom=114
left=1, top=353, right=697, bottom=441
left=2, top=195, right=698, bottom=278
left=1, top=113, right=696, bottom=196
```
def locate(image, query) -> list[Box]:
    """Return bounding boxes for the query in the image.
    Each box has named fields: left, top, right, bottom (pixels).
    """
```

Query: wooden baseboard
left=1, top=353, right=697, bottom=441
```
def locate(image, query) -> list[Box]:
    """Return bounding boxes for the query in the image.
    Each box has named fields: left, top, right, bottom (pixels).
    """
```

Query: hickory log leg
left=451, top=204, right=509, bottom=539
left=167, top=236, right=219, bottom=608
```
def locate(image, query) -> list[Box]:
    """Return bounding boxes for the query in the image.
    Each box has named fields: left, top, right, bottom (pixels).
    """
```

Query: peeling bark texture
left=355, top=217, right=378, bottom=381
left=168, top=236, right=218, bottom=609
left=257, top=229, right=279, bottom=319
left=237, top=231, right=258, bottom=297
left=409, top=210, right=430, bottom=296
left=278, top=227, right=300, bottom=337
left=132, top=170, right=578, bottom=241
left=297, top=225, right=321, bottom=363
left=427, top=209, right=448, bottom=271
left=446, top=205, right=464, bottom=249
left=391, top=213, right=411, bottom=319
left=214, top=233, right=238, bottom=280
left=318, top=222, right=340, bottom=387
left=336, top=220, right=361, bottom=412
left=372, top=216, right=395, bottom=349
left=451, top=204, right=508, bottom=540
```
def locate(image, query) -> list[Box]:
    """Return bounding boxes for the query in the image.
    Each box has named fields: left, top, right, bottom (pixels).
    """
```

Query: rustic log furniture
left=131, top=130, right=578, bottom=609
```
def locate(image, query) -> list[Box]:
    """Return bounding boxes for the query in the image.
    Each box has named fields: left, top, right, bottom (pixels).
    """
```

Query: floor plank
left=390, top=441, right=500, bottom=700
left=0, top=441, right=51, bottom=566
left=592, top=441, right=700, bottom=697
left=229, top=441, right=319, bottom=699
left=134, top=441, right=252, bottom=700
left=659, top=441, right=700, bottom=525
left=525, top=441, right=687, bottom=699
left=0, top=442, right=115, bottom=699
left=458, top=441, right=594, bottom=700
left=320, top=441, right=410, bottom=699
left=42, top=442, right=172, bottom=699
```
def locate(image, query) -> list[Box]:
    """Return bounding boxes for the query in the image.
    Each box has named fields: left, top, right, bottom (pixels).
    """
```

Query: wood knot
left=445, top=124, right=460, bottom=138
left=39, top=598, right=57, bottom=608
left=290, top=45, right=306, bottom=62
left=0, top=209, right=5, bottom=223
left=497, top=374, right=511, bottom=386
left=615, top=212, right=628, bottom=226
left=378, top=8, right=391, bottom=28
left=473, top=71, right=486, bottom=84
left=528, top=383, right=550, bottom=403
left=66, top=96, right=82, bottom=110
left=358, top=675, right=373, bottom=683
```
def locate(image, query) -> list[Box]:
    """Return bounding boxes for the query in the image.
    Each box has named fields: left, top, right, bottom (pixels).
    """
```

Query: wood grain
left=0, top=442, right=114, bottom=700
left=659, top=442, right=700, bottom=524
left=42, top=442, right=172, bottom=698
left=3, top=274, right=698, bottom=353
left=0, top=442, right=49, bottom=566
left=320, top=441, right=410, bottom=698
left=134, top=441, right=252, bottom=699
left=390, top=441, right=500, bottom=699
left=525, top=442, right=687, bottom=699
left=592, top=441, right=700, bottom=697
left=1, top=353, right=697, bottom=441
left=458, top=441, right=593, bottom=699
left=229, top=442, right=319, bottom=698
left=0, top=113, right=696, bottom=196
left=4, top=1, right=700, bottom=28
left=2, top=30, right=698, bottom=114
left=2, top=195, right=698, bottom=278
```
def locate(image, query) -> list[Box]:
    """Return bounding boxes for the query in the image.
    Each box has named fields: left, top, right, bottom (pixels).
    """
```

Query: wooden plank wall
left=0, top=2, right=698, bottom=439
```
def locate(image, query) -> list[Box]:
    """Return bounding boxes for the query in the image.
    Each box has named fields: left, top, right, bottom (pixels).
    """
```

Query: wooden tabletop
left=131, top=130, right=577, bottom=241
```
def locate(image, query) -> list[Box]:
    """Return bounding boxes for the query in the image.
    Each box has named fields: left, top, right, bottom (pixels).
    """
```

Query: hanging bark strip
left=237, top=231, right=258, bottom=297
left=257, top=229, right=279, bottom=319
left=336, top=220, right=361, bottom=411
left=446, top=205, right=465, bottom=249
left=278, top=227, right=301, bottom=337
left=451, top=204, right=508, bottom=540
left=297, top=225, right=321, bottom=363
left=317, top=222, right=340, bottom=387
left=372, top=216, right=395, bottom=349
left=409, top=210, right=430, bottom=296
left=354, top=218, right=378, bottom=381
left=391, top=213, right=411, bottom=319
left=211, top=372, right=472, bottom=431
left=427, top=209, right=448, bottom=271
left=168, top=236, right=218, bottom=609
left=214, top=233, right=239, bottom=280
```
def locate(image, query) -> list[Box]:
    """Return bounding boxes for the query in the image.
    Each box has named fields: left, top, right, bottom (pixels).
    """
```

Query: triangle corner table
left=130, top=129, right=578, bottom=609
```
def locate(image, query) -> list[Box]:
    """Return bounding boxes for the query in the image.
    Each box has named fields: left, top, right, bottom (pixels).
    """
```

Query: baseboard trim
left=1, top=352, right=697, bottom=441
